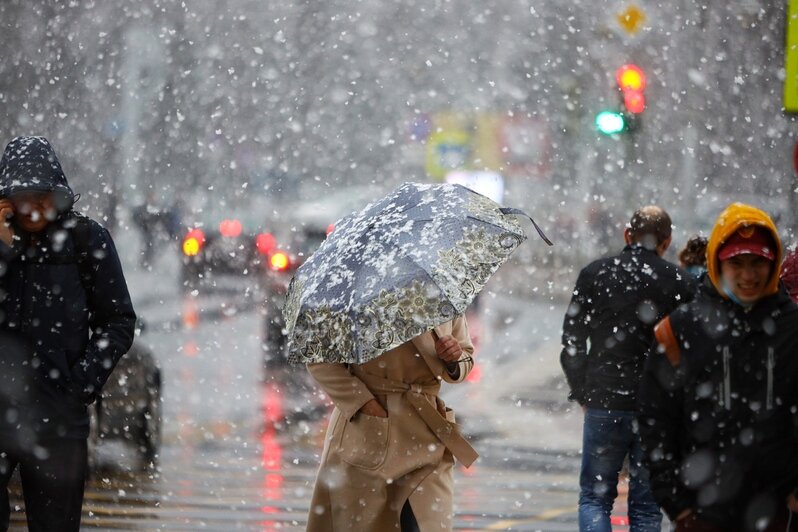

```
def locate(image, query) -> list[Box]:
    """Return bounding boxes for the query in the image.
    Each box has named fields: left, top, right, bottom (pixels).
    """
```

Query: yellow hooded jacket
left=654, top=202, right=782, bottom=366
left=705, top=202, right=783, bottom=300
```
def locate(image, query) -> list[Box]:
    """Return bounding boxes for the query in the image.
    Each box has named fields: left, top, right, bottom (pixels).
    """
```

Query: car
left=89, top=326, right=162, bottom=470
left=180, top=214, right=278, bottom=292
left=179, top=192, right=279, bottom=292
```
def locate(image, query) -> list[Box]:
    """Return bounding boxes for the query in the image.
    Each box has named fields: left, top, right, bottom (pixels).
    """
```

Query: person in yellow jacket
left=305, top=316, right=475, bottom=531
left=638, top=203, right=798, bottom=531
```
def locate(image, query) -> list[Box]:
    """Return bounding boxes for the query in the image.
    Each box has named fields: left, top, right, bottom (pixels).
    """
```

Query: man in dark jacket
left=0, top=136, right=136, bottom=531
left=639, top=203, right=798, bottom=531
left=561, top=205, right=694, bottom=531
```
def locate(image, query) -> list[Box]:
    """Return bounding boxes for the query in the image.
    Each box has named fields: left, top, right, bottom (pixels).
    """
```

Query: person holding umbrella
left=306, top=320, right=474, bottom=530
left=283, top=183, right=552, bottom=531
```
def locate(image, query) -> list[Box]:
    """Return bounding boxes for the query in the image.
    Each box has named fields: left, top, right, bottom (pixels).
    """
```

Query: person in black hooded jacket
left=561, top=206, right=695, bottom=531
left=0, top=136, right=136, bottom=532
left=639, top=203, right=798, bottom=531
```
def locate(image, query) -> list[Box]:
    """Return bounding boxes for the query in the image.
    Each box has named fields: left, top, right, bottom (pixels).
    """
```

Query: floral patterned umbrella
left=283, top=182, right=552, bottom=365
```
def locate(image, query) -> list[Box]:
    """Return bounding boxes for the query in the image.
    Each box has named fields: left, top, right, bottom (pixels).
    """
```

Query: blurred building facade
left=0, top=0, right=795, bottom=277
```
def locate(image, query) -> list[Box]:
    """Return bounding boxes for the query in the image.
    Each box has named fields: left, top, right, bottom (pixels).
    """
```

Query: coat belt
left=355, top=372, right=479, bottom=468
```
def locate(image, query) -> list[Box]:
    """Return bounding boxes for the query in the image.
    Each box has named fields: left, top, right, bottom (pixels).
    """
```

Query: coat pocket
left=338, top=413, right=390, bottom=470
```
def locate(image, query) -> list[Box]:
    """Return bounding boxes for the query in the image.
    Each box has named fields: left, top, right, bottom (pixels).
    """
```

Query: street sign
left=617, top=5, right=646, bottom=35
left=425, top=130, right=471, bottom=180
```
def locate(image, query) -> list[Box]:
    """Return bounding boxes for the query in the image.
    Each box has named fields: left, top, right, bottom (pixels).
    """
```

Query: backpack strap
left=654, top=316, right=681, bottom=367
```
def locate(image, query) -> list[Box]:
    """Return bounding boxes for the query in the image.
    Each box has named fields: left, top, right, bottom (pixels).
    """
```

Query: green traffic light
left=595, top=111, right=625, bottom=134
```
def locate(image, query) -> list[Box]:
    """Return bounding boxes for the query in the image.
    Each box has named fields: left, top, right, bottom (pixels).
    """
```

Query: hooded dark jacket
left=560, top=244, right=695, bottom=410
left=0, top=136, right=136, bottom=442
left=638, top=203, right=798, bottom=529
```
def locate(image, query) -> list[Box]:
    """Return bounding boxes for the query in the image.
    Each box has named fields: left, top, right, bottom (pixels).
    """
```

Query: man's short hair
left=628, top=206, right=672, bottom=249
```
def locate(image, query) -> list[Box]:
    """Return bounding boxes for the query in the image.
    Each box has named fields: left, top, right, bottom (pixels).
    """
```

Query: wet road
left=77, top=424, right=583, bottom=531
left=7, top=268, right=640, bottom=531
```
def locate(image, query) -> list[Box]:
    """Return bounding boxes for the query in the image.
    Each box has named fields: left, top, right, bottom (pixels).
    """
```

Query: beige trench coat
left=305, top=317, right=476, bottom=532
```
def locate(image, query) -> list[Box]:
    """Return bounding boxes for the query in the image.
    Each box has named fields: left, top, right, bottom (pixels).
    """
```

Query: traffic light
left=616, top=64, right=646, bottom=114
left=595, top=111, right=625, bottom=135
left=595, top=63, right=646, bottom=135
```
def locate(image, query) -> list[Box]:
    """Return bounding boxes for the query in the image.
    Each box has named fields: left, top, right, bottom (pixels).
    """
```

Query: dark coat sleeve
left=675, top=269, right=698, bottom=306
left=69, top=224, right=136, bottom=402
left=637, top=340, right=693, bottom=520
left=560, top=267, right=592, bottom=404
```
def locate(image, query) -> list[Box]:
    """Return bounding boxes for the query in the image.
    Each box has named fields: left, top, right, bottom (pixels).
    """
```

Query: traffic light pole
left=624, top=126, right=641, bottom=205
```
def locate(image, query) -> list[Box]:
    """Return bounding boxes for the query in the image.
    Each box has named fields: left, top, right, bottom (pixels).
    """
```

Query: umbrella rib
left=405, top=214, right=523, bottom=236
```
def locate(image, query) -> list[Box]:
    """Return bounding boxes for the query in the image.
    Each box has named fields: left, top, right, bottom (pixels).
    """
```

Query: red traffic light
left=624, top=90, right=646, bottom=114
left=616, top=64, right=646, bottom=92
left=616, top=64, right=646, bottom=115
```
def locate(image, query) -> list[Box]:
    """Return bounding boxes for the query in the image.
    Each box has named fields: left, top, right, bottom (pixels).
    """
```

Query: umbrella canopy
left=283, top=182, right=551, bottom=365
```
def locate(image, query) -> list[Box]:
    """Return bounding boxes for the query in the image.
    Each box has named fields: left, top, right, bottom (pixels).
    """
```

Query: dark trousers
left=579, top=409, right=661, bottom=531
left=0, top=438, right=87, bottom=532
left=401, top=499, right=420, bottom=532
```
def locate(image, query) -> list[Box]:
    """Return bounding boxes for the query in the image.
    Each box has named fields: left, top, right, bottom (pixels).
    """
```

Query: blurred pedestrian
left=678, top=235, right=708, bottom=279
left=0, top=136, right=136, bottom=531
left=561, top=205, right=694, bottom=531
left=132, top=192, right=160, bottom=268
left=132, top=192, right=183, bottom=268
left=639, top=203, right=798, bottom=531
left=781, top=246, right=798, bottom=303
left=305, top=318, right=474, bottom=531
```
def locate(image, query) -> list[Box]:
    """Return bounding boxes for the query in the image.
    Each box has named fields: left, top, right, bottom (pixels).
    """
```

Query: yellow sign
left=785, top=0, right=798, bottom=111
left=425, top=130, right=471, bottom=180
left=617, top=5, right=645, bottom=35
left=423, top=111, right=550, bottom=179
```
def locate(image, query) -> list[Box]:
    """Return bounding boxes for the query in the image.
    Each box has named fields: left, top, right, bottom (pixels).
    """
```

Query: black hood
left=0, top=136, right=75, bottom=212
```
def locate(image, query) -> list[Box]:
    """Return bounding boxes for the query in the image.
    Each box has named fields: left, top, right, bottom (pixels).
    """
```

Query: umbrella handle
left=499, top=208, right=554, bottom=246
left=430, top=328, right=440, bottom=342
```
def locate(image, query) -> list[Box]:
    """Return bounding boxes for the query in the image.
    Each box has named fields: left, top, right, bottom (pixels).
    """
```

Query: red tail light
left=219, top=219, right=243, bottom=238
left=182, top=229, right=206, bottom=256
left=256, top=233, right=277, bottom=256
left=269, top=251, right=290, bottom=272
